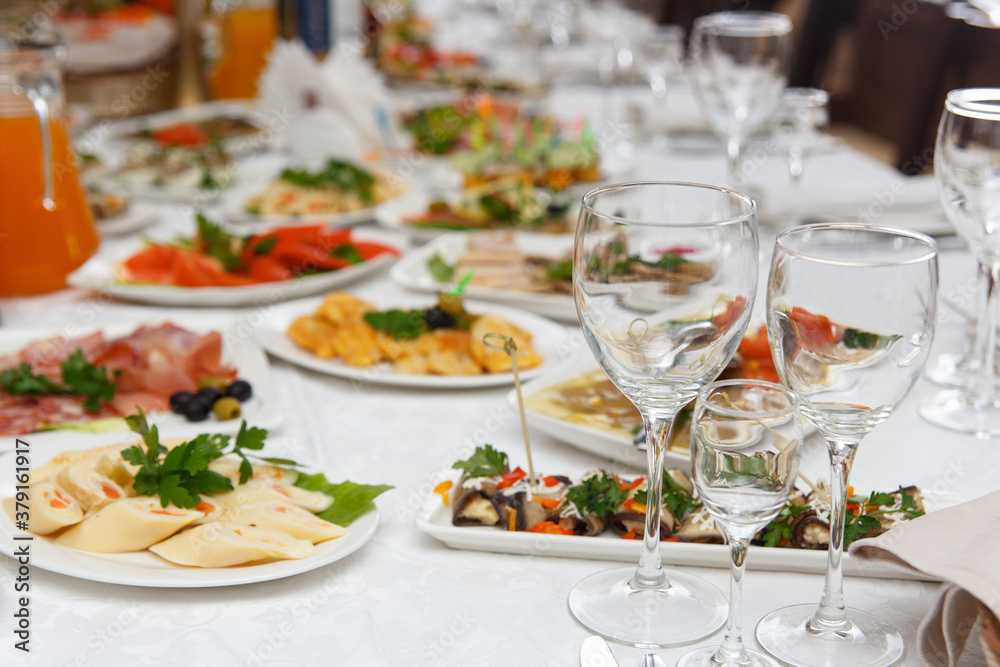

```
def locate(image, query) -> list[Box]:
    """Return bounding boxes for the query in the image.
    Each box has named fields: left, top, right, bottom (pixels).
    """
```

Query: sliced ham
left=0, top=323, right=238, bottom=437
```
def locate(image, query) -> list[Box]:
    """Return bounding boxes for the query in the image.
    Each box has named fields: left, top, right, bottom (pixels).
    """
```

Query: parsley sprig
left=843, top=487, right=924, bottom=545
left=120, top=410, right=294, bottom=508
left=566, top=472, right=628, bottom=519
left=0, top=349, right=120, bottom=412
left=453, top=444, right=508, bottom=478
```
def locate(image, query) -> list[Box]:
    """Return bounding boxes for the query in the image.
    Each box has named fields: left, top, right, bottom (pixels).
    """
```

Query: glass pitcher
left=0, top=34, right=98, bottom=297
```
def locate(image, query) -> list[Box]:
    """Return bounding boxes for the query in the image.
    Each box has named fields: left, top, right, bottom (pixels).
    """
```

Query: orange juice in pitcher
left=0, top=39, right=98, bottom=297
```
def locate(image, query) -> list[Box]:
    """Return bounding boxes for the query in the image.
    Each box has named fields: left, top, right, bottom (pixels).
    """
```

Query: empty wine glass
left=570, top=181, right=759, bottom=647
left=636, top=24, right=685, bottom=145
left=775, top=87, right=830, bottom=185
left=919, top=88, right=1000, bottom=437
left=756, top=223, right=938, bottom=667
left=689, top=11, right=792, bottom=188
left=678, top=379, right=802, bottom=667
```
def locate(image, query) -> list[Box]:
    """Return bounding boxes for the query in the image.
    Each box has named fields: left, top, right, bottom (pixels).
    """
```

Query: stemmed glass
left=678, top=380, right=803, bottom=667
left=756, top=224, right=939, bottom=667
left=775, top=87, right=830, bottom=185
left=919, top=89, right=1000, bottom=436
left=570, top=181, right=759, bottom=647
left=689, top=11, right=792, bottom=188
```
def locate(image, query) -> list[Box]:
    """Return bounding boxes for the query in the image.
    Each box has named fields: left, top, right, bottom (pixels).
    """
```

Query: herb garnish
left=0, top=349, right=120, bottom=412
left=761, top=501, right=810, bottom=548
left=453, top=444, right=508, bottom=478
left=427, top=253, right=455, bottom=282
left=280, top=160, right=376, bottom=203
left=566, top=472, right=628, bottom=518
left=363, top=309, right=428, bottom=340
left=196, top=213, right=243, bottom=271
left=294, top=474, right=393, bottom=526
left=842, top=328, right=899, bottom=350
left=545, top=258, right=573, bottom=282
left=843, top=487, right=924, bottom=545
left=331, top=243, right=364, bottom=265
left=633, top=470, right=702, bottom=521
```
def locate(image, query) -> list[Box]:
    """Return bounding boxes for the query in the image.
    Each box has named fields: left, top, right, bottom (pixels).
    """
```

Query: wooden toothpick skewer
left=482, top=333, right=536, bottom=500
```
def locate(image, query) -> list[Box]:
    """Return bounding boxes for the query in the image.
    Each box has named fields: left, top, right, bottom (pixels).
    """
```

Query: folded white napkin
left=256, top=39, right=391, bottom=161
left=849, top=490, right=1000, bottom=667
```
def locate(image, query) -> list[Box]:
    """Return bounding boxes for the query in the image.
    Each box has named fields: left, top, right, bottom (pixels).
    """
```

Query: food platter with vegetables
left=0, top=420, right=387, bottom=586
left=415, top=445, right=962, bottom=580
left=67, top=217, right=404, bottom=307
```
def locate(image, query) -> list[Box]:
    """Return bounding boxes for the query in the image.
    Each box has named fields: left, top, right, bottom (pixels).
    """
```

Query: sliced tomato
left=246, top=255, right=294, bottom=283
left=739, top=359, right=781, bottom=384
left=153, top=123, right=208, bottom=147
left=738, top=324, right=772, bottom=361
left=713, top=296, right=747, bottom=331
left=789, top=307, right=839, bottom=347
left=120, top=244, right=179, bottom=284
left=172, top=251, right=228, bottom=287
left=346, top=241, right=399, bottom=260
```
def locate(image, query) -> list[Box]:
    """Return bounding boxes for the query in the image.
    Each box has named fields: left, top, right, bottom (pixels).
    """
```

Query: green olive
left=213, top=396, right=242, bottom=420
left=198, top=376, right=230, bottom=391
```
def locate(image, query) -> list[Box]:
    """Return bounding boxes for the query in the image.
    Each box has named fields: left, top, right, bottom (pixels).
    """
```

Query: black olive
left=196, top=387, right=222, bottom=405
left=424, top=307, right=455, bottom=329
left=169, top=391, right=195, bottom=414
left=226, top=379, right=253, bottom=402
left=546, top=202, right=569, bottom=215
left=183, top=397, right=212, bottom=422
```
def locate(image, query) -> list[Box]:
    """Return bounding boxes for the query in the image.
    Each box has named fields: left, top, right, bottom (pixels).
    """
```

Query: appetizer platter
left=0, top=315, right=282, bottom=444
left=390, top=230, right=577, bottom=321
left=399, top=95, right=535, bottom=155
left=98, top=139, right=235, bottom=202
left=104, top=101, right=270, bottom=152
left=254, top=291, right=572, bottom=389
left=415, top=446, right=959, bottom=580
left=375, top=182, right=580, bottom=243
left=67, top=218, right=403, bottom=307
left=515, top=326, right=780, bottom=469
left=0, top=425, right=385, bottom=587
left=222, top=159, right=408, bottom=231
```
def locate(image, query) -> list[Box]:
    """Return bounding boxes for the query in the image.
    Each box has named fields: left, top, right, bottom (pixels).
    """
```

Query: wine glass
left=570, top=181, right=759, bottom=647
left=679, top=379, right=803, bottom=667
left=756, top=224, right=939, bottom=667
left=689, top=11, right=793, bottom=188
left=775, top=87, right=830, bottom=185
left=919, top=88, right=1000, bottom=437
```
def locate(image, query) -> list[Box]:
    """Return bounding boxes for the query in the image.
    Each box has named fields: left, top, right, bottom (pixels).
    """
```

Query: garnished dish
left=85, top=186, right=160, bottom=236
left=369, top=13, right=480, bottom=85
left=127, top=117, right=263, bottom=144
left=107, top=102, right=269, bottom=151
left=518, top=325, right=780, bottom=468
left=450, top=121, right=600, bottom=191
left=415, top=445, right=945, bottom=579
left=0, top=322, right=251, bottom=437
left=110, top=139, right=233, bottom=194
left=116, top=216, right=399, bottom=289
left=400, top=95, right=532, bottom=155
left=0, top=417, right=389, bottom=584
left=254, top=292, right=569, bottom=389
left=286, top=291, right=542, bottom=376
left=399, top=181, right=576, bottom=234
left=239, top=159, right=405, bottom=222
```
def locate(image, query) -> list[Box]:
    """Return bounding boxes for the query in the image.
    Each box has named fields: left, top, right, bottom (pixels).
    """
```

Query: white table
left=0, top=81, right=993, bottom=667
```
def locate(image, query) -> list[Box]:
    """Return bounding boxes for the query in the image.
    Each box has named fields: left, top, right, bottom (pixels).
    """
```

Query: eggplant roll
left=789, top=509, right=829, bottom=549
left=554, top=503, right=606, bottom=536
left=451, top=475, right=506, bottom=527
left=608, top=480, right=677, bottom=539
left=672, top=507, right=725, bottom=544
left=494, top=491, right=552, bottom=531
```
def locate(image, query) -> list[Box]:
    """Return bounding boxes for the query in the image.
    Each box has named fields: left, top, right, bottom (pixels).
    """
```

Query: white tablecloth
left=0, top=79, right=994, bottom=667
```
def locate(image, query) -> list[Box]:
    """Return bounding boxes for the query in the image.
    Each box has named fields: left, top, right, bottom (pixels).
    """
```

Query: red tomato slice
left=247, top=255, right=294, bottom=283
left=789, top=307, right=839, bottom=347
left=738, top=324, right=772, bottom=361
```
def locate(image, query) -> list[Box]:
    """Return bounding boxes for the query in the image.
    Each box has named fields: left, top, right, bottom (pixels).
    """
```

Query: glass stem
left=715, top=533, right=751, bottom=663
left=632, top=414, right=673, bottom=589
left=809, top=441, right=857, bottom=633
left=726, top=137, right=743, bottom=188
left=972, top=262, right=1000, bottom=401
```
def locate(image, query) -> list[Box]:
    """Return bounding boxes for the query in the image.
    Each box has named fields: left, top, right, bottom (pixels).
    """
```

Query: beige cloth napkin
left=849, top=490, right=1000, bottom=667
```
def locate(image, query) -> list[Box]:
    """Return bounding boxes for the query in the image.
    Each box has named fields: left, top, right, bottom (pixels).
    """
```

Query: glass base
left=567, top=565, right=727, bottom=649
left=919, top=388, right=1000, bottom=438
left=755, top=604, right=904, bottom=667
left=676, top=645, right=779, bottom=667
left=923, top=352, right=994, bottom=390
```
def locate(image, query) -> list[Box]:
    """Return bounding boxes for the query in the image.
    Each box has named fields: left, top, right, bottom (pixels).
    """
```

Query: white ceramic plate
left=0, top=434, right=378, bottom=588
left=415, top=468, right=961, bottom=581
left=0, top=314, right=283, bottom=447
left=390, top=230, right=578, bottom=322
left=254, top=296, right=573, bottom=389
left=511, top=354, right=688, bottom=470
left=104, top=101, right=272, bottom=153
left=94, top=200, right=161, bottom=237
left=67, top=229, right=403, bottom=308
